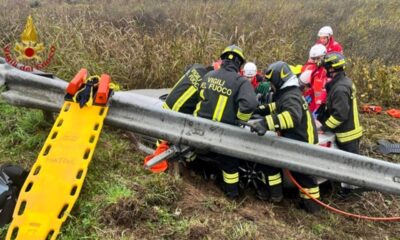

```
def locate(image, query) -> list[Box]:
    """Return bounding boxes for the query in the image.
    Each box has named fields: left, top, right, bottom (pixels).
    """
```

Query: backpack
left=0, top=164, right=28, bottom=227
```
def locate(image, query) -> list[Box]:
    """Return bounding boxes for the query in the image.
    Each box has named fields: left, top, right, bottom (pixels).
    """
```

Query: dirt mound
left=188, top=225, right=210, bottom=239
left=101, top=197, right=157, bottom=229
left=98, top=114, right=400, bottom=239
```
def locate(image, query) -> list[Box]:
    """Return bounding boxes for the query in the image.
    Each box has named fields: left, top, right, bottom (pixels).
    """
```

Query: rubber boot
left=256, top=184, right=283, bottom=203
left=269, top=184, right=283, bottom=203
left=301, top=198, right=321, bottom=214
left=255, top=185, right=270, bottom=201
left=224, top=182, right=239, bottom=200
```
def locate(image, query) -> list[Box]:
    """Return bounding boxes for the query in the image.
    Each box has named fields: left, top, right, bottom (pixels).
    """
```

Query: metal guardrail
left=1, top=59, right=400, bottom=195
left=0, top=59, right=66, bottom=111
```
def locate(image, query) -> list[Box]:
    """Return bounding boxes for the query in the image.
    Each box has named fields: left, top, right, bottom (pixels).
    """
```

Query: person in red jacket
left=299, top=44, right=328, bottom=114
left=241, top=62, right=270, bottom=103
left=242, top=62, right=261, bottom=89
left=316, top=26, right=343, bottom=54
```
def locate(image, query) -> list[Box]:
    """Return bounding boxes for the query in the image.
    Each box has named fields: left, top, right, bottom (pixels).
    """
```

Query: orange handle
left=94, top=74, right=110, bottom=105
left=66, top=69, right=88, bottom=95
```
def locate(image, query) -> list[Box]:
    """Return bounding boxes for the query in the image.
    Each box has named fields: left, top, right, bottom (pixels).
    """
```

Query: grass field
left=1, top=0, right=400, bottom=239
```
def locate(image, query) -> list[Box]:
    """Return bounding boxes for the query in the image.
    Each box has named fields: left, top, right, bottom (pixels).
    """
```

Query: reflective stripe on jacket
left=194, top=60, right=258, bottom=125
left=261, top=86, right=318, bottom=144
left=319, top=72, right=363, bottom=143
left=163, top=64, right=211, bottom=114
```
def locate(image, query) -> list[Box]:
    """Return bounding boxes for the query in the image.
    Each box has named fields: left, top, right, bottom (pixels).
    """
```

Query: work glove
left=253, top=104, right=269, bottom=116
left=255, top=82, right=270, bottom=96
left=247, top=118, right=267, bottom=136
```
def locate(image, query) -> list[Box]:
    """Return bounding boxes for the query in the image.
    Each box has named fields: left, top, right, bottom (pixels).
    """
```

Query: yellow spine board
left=6, top=102, right=108, bottom=240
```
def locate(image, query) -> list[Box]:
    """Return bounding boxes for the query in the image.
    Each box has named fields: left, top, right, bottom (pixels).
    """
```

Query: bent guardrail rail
left=1, top=58, right=400, bottom=195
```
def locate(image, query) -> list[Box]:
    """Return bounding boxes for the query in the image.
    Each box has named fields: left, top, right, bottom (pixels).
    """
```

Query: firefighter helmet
left=264, top=61, right=295, bottom=89
left=220, top=45, right=245, bottom=66
left=322, top=52, right=346, bottom=72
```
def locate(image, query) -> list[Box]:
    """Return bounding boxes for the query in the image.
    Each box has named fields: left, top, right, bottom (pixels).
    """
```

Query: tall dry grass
left=0, top=0, right=399, bottom=106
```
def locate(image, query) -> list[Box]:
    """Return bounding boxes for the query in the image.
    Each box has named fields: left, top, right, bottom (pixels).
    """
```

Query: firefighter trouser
left=291, top=171, right=320, bottom=200
left=256, top=164, right=282, bottom=188
left=211, top=152, right=240, bottom=197
left=337, top=139, right=360, bottom=189
left=336, top=139, right=360, bottom=154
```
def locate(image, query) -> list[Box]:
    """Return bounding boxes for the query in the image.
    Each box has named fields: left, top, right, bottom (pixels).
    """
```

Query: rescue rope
left=284, top=169, right=400, bottom=221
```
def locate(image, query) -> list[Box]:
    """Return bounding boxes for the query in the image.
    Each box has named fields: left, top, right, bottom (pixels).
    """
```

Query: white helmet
left=243, top=62, right=257, bottom=77
left=309, top=44, right=327, bottom=58
left=318, top=26, right=333, bottom=37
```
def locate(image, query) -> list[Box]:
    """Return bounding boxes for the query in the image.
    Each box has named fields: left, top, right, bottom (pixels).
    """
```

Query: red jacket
left=250, top=76, right=259, bottom=89
left=301, top=60, right=328, bottom=113
left=317, top=36, right=343, bottom=54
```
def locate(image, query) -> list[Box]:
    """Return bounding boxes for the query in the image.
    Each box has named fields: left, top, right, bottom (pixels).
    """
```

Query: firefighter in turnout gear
left=145, top=64, right=212, bottom=173
left=318, top=52, right=363, bottom=196
left=318, top=52, right=363, bottom=145
left=194, top=45, right=258, bottom=199
left=254, top=61, right=321, bottom=213
left=163, top=64, right=212, bottom=114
